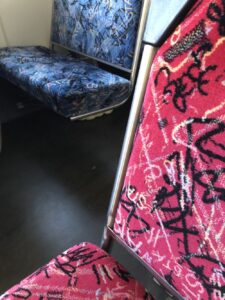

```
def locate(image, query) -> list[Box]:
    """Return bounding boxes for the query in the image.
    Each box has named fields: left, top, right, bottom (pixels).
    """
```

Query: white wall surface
left=0, top=0, right=53, bottom=48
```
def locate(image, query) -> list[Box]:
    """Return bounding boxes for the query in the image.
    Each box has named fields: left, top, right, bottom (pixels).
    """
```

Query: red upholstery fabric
left=114, top=0, right=225, bottom=299
left=0, top=243, right=152, bottom=299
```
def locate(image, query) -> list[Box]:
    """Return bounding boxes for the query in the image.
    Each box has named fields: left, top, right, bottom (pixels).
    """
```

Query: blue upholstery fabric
left=0, top=46, right=131, bottom=118
left=52, top=0, right=141, bottom=70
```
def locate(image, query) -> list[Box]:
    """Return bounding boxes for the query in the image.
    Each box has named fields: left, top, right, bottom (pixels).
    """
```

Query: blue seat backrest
left=51, top=0, right=142, bottom=71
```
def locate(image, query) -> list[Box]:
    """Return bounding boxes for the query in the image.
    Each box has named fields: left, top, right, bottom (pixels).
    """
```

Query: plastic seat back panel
left=51, top=0, right=142, bottom=70
left=113, top=0, right=225, bottom=299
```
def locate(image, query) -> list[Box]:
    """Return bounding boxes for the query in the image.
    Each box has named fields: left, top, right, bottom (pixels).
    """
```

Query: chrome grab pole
left=0, top=122, right=1, bottom=152
left=101, top=44, right=156, bottom=250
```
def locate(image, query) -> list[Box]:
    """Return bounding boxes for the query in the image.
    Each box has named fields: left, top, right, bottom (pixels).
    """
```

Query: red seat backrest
left=113, top=0, right=225, bottom=299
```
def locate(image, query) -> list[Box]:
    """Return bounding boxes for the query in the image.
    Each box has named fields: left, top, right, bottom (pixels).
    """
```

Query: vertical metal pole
left=0, top=122, right=2, bottom=152
left=101, top=45, right=157, bottom=250
left=130, top=0, right=151, bottom=86
left=50, top=0, right=55, bottom=49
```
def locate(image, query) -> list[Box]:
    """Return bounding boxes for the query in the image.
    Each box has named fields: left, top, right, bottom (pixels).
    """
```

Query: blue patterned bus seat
left=0, top=46, right=131, bottom=118
left=51, top=0, right=141, bottom=70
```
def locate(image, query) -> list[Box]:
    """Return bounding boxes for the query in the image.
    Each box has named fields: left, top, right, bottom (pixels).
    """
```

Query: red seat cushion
left=0, top=242, right=152, bottom=299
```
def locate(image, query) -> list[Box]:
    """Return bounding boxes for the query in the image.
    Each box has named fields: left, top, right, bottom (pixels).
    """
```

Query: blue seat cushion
left=0, top=46, right=131, bottom=118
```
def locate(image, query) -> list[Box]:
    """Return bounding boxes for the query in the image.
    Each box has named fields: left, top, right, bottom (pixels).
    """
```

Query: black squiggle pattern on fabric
left=207, top=0, right=225, bottom=36
left=120, top=186, right=151, bottom=236
left=155, top=42, right=217, bottom=113
left=55, top=246, right=107, bottom=285
left=153, top=118, right=225, bottom=298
